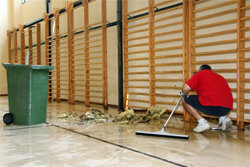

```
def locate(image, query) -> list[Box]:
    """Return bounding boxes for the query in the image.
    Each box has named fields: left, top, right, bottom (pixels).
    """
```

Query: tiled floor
left=0, top=96, right=250, bottom=167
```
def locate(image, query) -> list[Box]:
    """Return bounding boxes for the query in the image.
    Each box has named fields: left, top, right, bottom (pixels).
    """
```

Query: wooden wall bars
left=122, top=0, right=250, bottom=128
left=7, top=0, right=250, bottom=128
left=42, top=0, right=108, bottom=108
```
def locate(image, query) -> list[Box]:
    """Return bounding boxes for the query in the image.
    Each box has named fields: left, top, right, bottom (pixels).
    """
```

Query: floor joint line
left=53, top=124, right=187, bottom=167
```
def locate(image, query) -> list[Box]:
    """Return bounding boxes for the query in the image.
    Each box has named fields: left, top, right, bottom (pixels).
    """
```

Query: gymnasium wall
left=5, top=0, right=250, bottom=128
left=12, top=0, right=46, bottom=27
left=0, top=0, right=13, bottom=94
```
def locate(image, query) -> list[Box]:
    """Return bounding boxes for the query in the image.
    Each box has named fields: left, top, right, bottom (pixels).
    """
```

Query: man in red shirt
left=182, top=64, right=233, bottom=133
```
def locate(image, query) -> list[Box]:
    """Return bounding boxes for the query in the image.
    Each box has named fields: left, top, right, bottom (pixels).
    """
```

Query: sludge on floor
left=0, top=96, right=250, bottom=167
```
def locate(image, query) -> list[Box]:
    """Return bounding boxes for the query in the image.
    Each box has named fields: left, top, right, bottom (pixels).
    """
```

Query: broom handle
left=161, top=95, right=184, bottom=131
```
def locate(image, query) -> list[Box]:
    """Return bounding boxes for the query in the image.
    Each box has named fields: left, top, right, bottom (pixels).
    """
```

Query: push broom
left=135, top=94, right=189, bottom=139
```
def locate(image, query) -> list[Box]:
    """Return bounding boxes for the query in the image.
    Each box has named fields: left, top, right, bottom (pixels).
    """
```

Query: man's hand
left=182, top=84, right=191, bottom=94
left=180, top=92, right=186, bottom=97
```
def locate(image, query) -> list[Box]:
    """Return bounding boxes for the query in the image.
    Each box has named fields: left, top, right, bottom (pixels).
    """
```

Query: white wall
left=13, top=0, right=46, bottom=27
left=0, top=0, right=13, bottom=94
left=0, top=0, right=46, bottom=94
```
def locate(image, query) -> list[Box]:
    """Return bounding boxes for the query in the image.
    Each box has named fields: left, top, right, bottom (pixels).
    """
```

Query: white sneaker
left=219, top=116, right=232, bottom=131
left=193, top=121, right=211, bottom=133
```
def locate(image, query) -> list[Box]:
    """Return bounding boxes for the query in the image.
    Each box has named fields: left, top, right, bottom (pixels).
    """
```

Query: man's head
left=199, top=64, right=212, bottom=71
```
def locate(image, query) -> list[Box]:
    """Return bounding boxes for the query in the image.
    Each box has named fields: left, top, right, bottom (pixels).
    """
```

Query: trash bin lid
left=2, top=63, right=54, bottom=70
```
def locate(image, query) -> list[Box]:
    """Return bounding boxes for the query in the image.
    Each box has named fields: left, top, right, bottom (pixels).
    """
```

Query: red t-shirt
left=186, top=70, right=233, bottom=109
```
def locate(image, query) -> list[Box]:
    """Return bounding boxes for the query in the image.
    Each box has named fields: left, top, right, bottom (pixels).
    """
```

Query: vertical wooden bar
left=7, top=31, right=12, bottom=63
left=102, top=0, right=108, bottom=109
left=54, top=9, right=61, bottom=102
left=122, top=0, right=128, bottom=109
left=66, top=2, right=75, bottom=104
left=182, top=0, right=189, bottom=88
left=71, top=4, right=75, bottom=104
left=183, top=0, right=190, bottom=121
left=187, top=0, right=196, bottom=122
left=83, top=0, right=90, bottom=107
left=70, top=2, right=75, bottom=104
left=19, top=25, right=25, bottom=65
left=237, top=0, right=245, bottom=130
left=189, top=0, right=196, bottom=78
left=44, top=14, right=49, bottom=66
left=43, top=14, right=50, bottom=100
left=13, top=28, right=18, bottom=63
left=28, top=27, right=33, bottom=65
left=149, top=0, right=156, bottom=107
left=37, top=23, right=41, bottom=65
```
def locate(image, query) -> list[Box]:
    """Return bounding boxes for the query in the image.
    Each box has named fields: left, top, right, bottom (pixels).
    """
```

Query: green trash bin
left=2, top=63, right=54, bottom=125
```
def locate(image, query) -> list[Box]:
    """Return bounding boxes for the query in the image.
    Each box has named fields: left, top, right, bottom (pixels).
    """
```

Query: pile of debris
left=140, top=106, right=167, bottom=122
left=57, top=106, right=168, bottom=124
left=79, top=109, right=112, bottom=124
left=112, top=106, right=167, bottom=124
left=57, top=112, right=78, bottom=119
left=112, top=108, right=141, bottom=124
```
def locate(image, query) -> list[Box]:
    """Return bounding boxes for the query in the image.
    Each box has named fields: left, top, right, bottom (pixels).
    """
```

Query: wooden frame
left=66, top=1, right=75, bottom=104
left=44, top=13, right=51, bottom=100
left=149, top=0, right=156, bottom=107
left=188, top=0, right=196, bottom=83
left=54, top=8, right=61, bottom=102
left=83, top=0, right=90, bottom=107
left=186, top=0, right=199, bottom=122
left=13, top=28, right=18, bottom=63
left=237, top=0, right=246, bottom=130
left=19, top=25, right=25, bottom=65
left=43, top=13, right=49, bottom=66
left=7, top=31, right=12, bottom=63
left=122, top=0, right=128, bottom=109
left=102, top=0, right=108, bottom=109
left=37, top=23, right=41, bottom=65
left=125, top=0, right=184, bottom=110
left=28, top=27, right=33, bottom=64
left=183, top=0, right=194, bottom=122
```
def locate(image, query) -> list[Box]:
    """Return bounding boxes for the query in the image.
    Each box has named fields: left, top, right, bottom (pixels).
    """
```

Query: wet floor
left=0, top=96, right=249, bottom=167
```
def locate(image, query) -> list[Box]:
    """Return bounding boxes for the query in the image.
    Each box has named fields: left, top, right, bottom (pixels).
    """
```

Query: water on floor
left=0, top=96, right=249, bottom=167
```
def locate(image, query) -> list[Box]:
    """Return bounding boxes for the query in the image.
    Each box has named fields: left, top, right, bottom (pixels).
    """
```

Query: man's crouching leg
left=182, top=97, right=211, bottom=133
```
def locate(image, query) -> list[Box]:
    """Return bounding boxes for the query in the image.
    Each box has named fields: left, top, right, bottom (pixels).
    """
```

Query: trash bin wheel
left=3, top=113, right=14, bottom=125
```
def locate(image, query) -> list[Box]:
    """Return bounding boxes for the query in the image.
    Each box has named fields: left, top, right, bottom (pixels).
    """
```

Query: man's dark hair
left=199, top=64, right=212, bottom=71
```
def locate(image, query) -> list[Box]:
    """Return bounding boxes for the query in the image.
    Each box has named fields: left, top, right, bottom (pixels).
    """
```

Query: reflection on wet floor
left=0, top=96, right=250, bottom=167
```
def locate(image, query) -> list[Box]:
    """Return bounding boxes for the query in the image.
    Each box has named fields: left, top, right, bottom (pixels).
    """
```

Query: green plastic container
left=3, top=63, right=54, bottom=125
